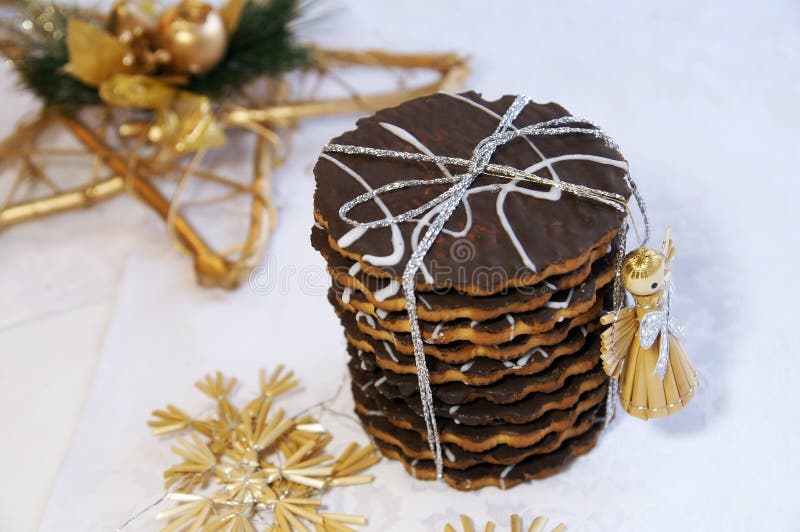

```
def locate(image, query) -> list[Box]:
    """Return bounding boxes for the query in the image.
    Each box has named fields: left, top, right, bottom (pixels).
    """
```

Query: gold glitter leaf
left=63, top=19, right=135, bottom=86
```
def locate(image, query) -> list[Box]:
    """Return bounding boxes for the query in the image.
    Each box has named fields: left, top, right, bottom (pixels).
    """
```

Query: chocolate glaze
left=313, top=92, right=630, bottom=294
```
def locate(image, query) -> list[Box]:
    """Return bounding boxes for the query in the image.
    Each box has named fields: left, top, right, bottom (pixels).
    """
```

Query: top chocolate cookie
left=313, top=92, right=631, bottom=295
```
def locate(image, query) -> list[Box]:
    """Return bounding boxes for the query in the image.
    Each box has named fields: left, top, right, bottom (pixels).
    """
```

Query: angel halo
left=600, top=228, right=699, bottom=420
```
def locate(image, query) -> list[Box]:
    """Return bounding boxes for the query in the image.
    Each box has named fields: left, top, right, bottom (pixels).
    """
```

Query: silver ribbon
left=325, top=95, right=644, bottom=479
left=639, top=277, right=684, bottom=380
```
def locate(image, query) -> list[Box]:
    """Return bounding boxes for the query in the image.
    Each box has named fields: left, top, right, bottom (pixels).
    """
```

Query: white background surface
left=1, top=1, right=798, bottom=530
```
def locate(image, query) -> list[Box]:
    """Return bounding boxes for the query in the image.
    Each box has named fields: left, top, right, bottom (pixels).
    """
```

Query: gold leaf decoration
left=64, top=19, right=135, bottom=86
left=149, top=367, right=378, bottom=531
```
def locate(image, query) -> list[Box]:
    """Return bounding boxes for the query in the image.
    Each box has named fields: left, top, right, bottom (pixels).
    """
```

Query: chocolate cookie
left=356, top=396, right=600, bottom=468
left=347, top=335, right=603, bottom=405
left=312, top=225, right=613, bottom=322
left=336, top=292, right=604, bottom=363
left=332, top=255, right=615, bottom=345
left=345, top=325, right=593, bottom=386
left=352, top=373, right=605, bottom=452
left=369, top=425, right=602, bottom=490
left=313, top=91, right=630, bottom=295
left=349, top=355, right=607, bottom=426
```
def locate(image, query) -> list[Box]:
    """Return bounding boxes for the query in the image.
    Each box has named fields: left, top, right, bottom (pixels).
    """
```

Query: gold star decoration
left=148, top=366, right=379, bottom=531
left=444, top=514, right=566, bottom=532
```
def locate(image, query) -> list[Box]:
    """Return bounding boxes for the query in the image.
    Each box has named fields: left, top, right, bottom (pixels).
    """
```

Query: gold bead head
left=622, top=246, right=666, bottom=296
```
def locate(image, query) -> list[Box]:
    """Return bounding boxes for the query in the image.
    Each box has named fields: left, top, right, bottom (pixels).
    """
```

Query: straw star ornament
left=147, top=366, right=379, bottom=531
left=444, top=514, right=566, bottom=532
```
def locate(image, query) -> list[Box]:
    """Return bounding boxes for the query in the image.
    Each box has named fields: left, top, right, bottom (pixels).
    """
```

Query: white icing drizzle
left=448, top=405, right=461, bottom=414
left=374, top=278, right=401, bottom=301
left=459, top=360, right=475, bottom=373
left=544, top=287, right=575, bottom=309
left=341, top=262, right=362, bottom=304
left=374, top=376, right=387, bottom=387
left=499, top=463, right=516, bottom=489
left=418, top=295, right=433, bottom=310
left=580, top=325, right=588, bottom=336
left=514, top=352, right=532, bottom=367
left=313, top=221, right=324, bottom=229
left=443, top=445, right=456, bottom=462
left=320, top=153, right=405, bottom=266
left=355, top=311, right=376, bottom=327
left=380, top=121, right=471, bottom=284
left=532, top=346, right=549, bottom=359
left=376, top=308, right=389, bottom=319
left=382, top=341, right=399, bottom=363
left=367, top=409, right=385, bottom=417
left=505, top=313, right=516, bottom=341
left=510, top=346, right=549, bottom=369
left=360, top=380, right=373, bottom=391
left=431, top=322, right=445, bottom=342
left=500, top=464, right=515, bottom=477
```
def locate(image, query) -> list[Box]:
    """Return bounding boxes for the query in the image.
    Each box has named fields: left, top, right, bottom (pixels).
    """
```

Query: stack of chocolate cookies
left=312, top=92, right=631, bottom=490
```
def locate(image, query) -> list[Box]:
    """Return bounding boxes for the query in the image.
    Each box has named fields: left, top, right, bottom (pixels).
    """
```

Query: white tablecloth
left=2, top=1, right=798, bottom=530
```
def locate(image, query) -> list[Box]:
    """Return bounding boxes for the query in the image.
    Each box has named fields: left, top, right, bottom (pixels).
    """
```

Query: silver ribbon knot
left=325, top=95, right=640, bottom=479
left=638, top=280, right=684, bottom=380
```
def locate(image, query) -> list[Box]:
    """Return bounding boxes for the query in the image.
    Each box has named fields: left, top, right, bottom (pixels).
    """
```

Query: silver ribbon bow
left=638, top=278, right=684, bottom=380
left=325, top=95, right=642, bottom=479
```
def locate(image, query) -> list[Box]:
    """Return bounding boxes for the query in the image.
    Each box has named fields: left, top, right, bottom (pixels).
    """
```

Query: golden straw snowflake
left=148, top=366, right=379, bottom=531
left=444, top=514, right=566, bottom=532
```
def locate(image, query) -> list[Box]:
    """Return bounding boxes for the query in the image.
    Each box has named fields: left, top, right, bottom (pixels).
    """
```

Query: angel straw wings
left=600, top=228, right=699, bottom=420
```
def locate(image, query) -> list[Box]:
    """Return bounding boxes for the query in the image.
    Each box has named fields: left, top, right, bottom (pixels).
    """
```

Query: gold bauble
left=155, top=0, right=228, bottom=75
left=108, top=1, right=159, bottom=43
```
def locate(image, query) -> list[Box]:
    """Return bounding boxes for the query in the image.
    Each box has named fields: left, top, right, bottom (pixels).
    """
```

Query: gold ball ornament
left=155, top=0, right=228, bottom=75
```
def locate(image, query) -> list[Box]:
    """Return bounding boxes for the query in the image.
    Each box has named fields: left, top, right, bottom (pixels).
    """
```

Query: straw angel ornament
left=600, top=228, right=699, bottom=420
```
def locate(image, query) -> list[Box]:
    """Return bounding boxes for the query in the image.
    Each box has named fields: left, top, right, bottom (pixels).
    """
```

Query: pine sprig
left=188, top=0, right=311, bottom=98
